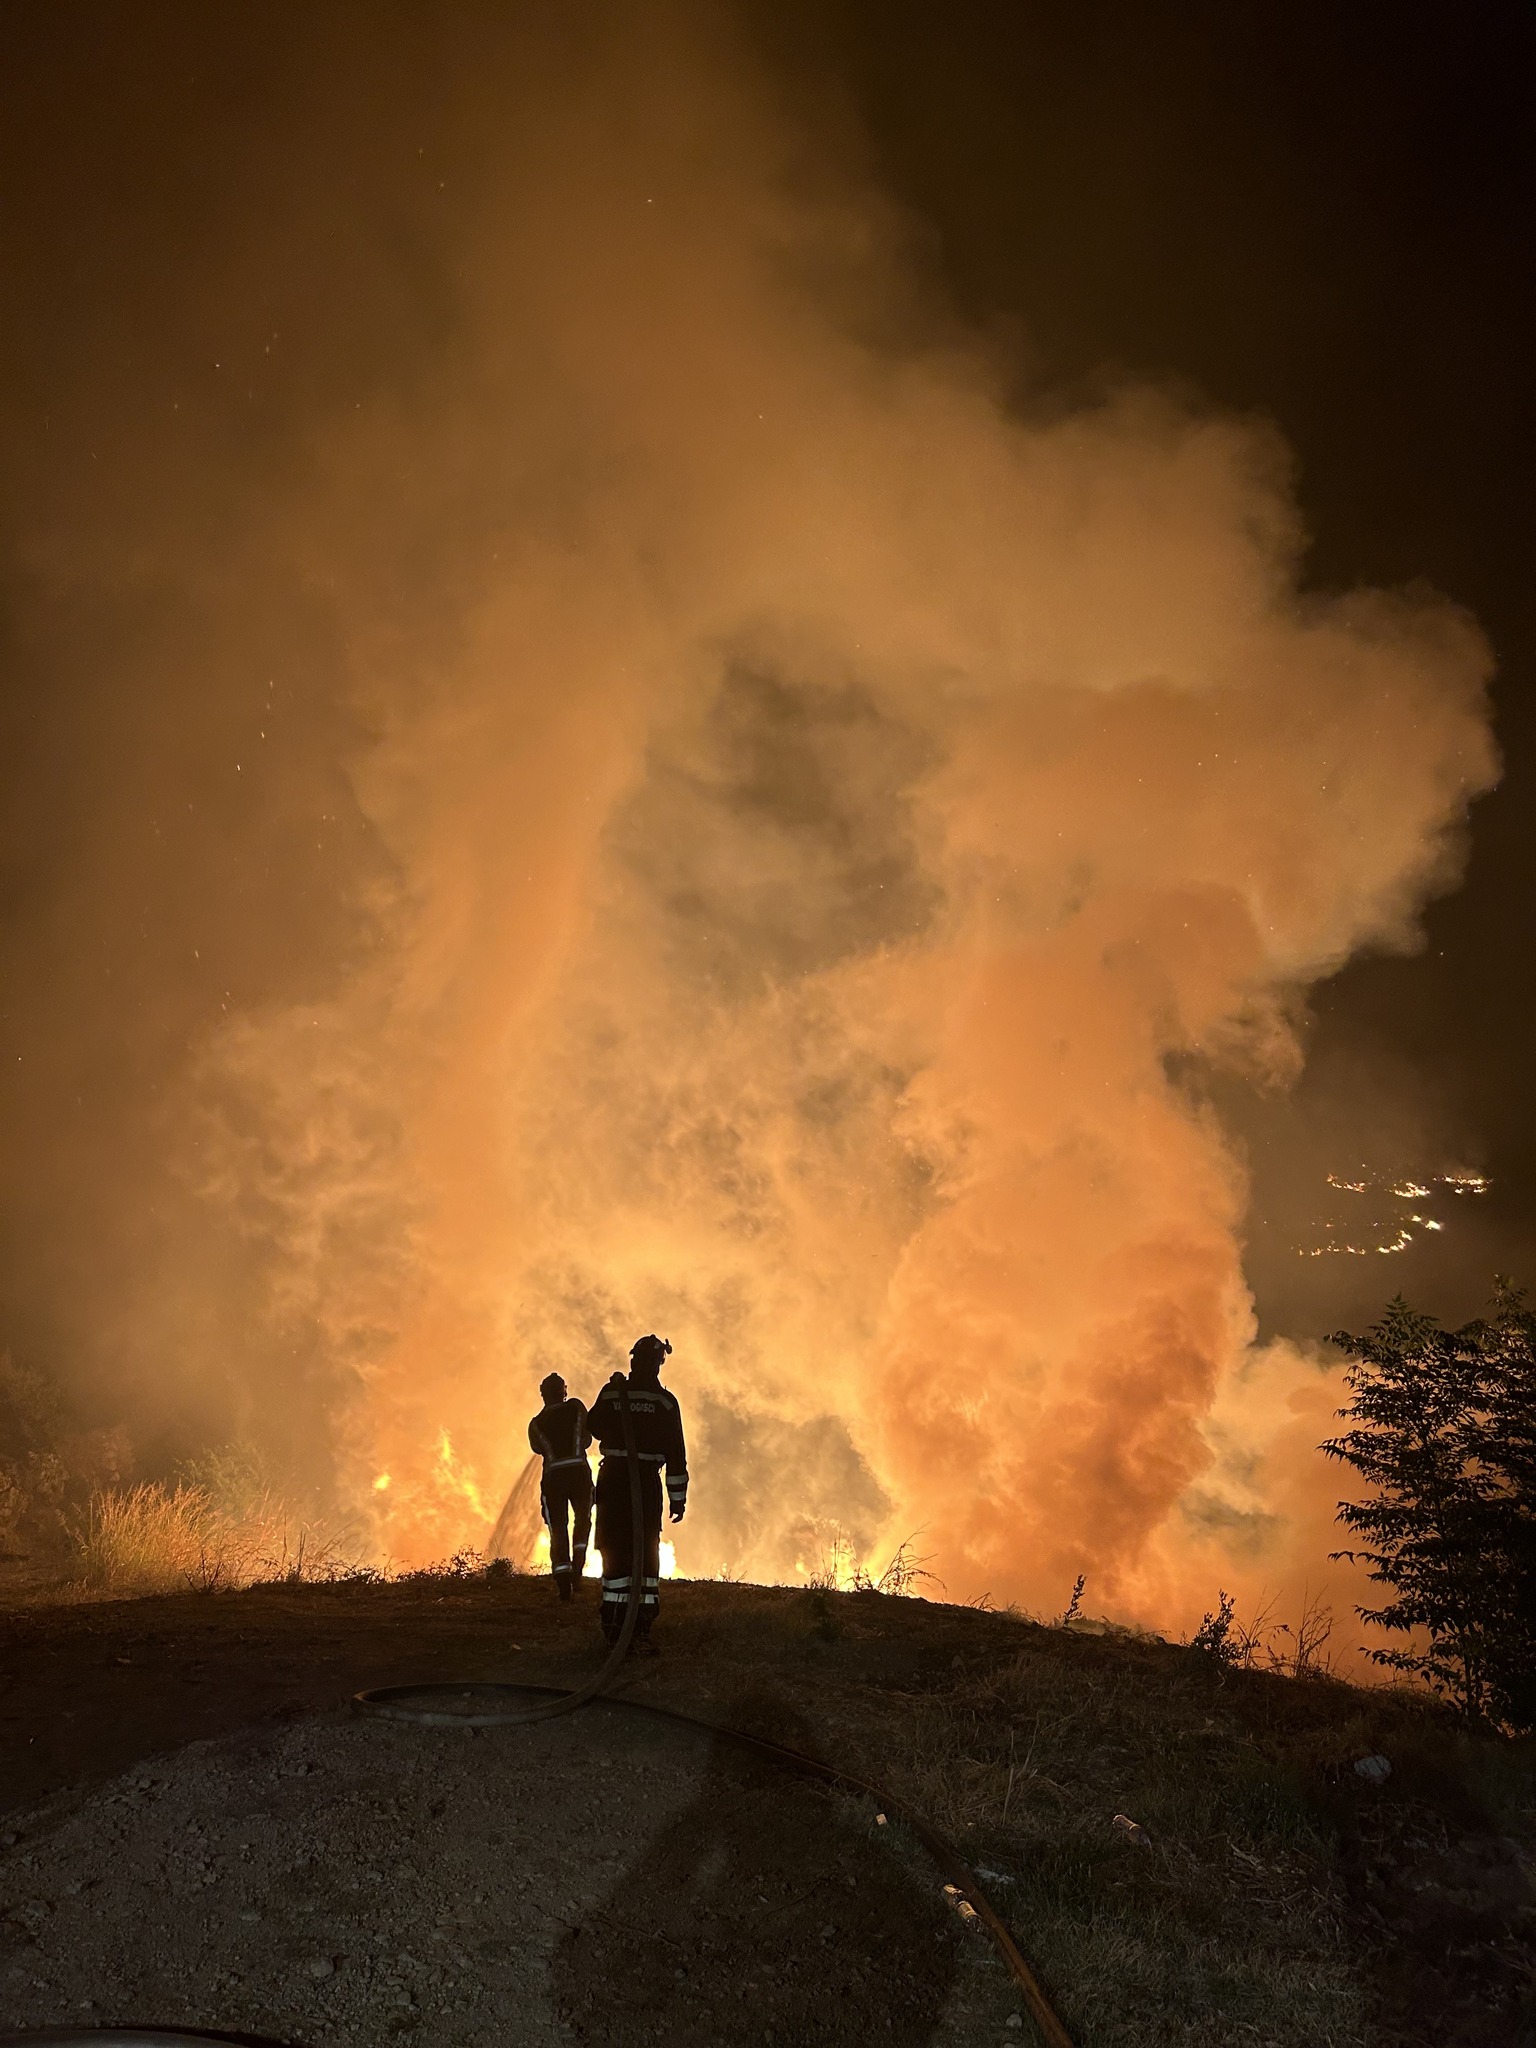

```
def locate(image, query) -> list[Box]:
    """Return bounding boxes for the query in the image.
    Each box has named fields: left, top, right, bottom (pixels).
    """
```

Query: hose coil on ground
left=1, top=1385, right=1074, bottom=2048
left=354, top=1382, right=1076, bottom=2047
left=357, top=1675, right=1075, bottom=2048
left=0, top=2034, right=288, bottom=2045
left=360, top=1377, right=648, bottom=1727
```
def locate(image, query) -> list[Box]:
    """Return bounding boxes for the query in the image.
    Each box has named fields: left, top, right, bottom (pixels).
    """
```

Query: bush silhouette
left=1324, top=1281, right=1536, bottom=1730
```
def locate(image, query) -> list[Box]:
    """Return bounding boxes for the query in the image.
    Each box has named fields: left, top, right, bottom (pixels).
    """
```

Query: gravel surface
left=0, top=1698, right=1020, bottom=2044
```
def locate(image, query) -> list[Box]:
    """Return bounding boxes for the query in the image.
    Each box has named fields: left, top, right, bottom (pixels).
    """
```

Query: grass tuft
left=71, top=1481, right=365, bottom=1593
left=647, top=1581, right=1522, bottom=2045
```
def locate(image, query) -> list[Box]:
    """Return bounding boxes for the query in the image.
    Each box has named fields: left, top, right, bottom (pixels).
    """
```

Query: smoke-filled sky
left=1, top=5, right=1531, bottom=1636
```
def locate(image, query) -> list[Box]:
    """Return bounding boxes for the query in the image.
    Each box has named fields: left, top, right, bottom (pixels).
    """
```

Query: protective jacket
left=528, top=1396, right=594, bottom=1592
left=527, top=1395, right=592, bottom=1470
left=586, top=1375, right=688, bottom=1515
left=588, top=1373, right=688, bottom=1637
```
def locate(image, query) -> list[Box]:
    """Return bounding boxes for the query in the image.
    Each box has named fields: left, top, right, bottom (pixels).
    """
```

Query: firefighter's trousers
left=540, top=1462, right=594, bottom=1583
left=594, top=1457, right=662, bottom=1636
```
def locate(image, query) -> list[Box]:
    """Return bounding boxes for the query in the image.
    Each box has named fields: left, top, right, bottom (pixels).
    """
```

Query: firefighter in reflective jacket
left=588, top=1334, right=687, bottom=1648
left=527, top=1372, right=594, bottom=1602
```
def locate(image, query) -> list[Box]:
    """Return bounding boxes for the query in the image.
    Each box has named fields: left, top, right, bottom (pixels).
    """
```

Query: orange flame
left=433, top=1428, right=490, bottom=1522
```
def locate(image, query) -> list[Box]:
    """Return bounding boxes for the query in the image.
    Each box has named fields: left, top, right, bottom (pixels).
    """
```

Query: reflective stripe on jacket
left=528, top=1396, right=593, bottom=1470
left=587, top=1375, right=688, bottom=1510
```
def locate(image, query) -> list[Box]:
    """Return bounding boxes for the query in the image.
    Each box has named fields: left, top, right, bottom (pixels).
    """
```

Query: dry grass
left=803, top=1532, right=943, bottom=1597
left=71, top=1481, right=365, bottom=1593
left=878, top=1640, right=1363, bottom=2046
left=1193, top=1587, right=1339, bottom=1680
left=7, top=1555, right=1526, bottom=2042
left=649, top=1580, right=1536, bottom=2047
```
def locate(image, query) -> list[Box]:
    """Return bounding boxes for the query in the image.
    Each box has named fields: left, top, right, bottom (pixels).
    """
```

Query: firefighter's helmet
left=629, top=1333, right=671, bottom=1381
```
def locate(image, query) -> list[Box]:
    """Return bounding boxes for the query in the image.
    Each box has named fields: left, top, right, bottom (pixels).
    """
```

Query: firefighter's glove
left=669, top=1504, right=686, bottom=1524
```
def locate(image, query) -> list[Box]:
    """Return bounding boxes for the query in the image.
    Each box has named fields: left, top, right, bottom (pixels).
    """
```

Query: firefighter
left=588, top=1334, right=688, bottom=1650
left=527, top=1371, right=594, bottom=1602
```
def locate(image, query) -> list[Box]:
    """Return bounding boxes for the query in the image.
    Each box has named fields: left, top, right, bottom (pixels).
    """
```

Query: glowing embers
left=1299, top=1170, right=1490, bottom=1257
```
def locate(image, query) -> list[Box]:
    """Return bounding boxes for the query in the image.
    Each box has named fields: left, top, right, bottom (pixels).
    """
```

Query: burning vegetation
left=0, top=10, right=1502, bottom=1650
left=2, top=1559, right=1533, bottom=2046
left=1298, top=1169, right=1491, bottom=1259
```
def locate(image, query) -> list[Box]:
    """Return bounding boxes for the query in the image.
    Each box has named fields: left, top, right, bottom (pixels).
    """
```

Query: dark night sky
left=797, top=1, right=1536, bottom=1337
left=0, top=2, right=1532, bottom=1431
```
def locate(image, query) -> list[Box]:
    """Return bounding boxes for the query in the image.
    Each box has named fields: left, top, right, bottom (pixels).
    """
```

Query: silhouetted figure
left=588, top=1334, right=688, bottom=1650
left=527, top=1371, right=593, bottom=1601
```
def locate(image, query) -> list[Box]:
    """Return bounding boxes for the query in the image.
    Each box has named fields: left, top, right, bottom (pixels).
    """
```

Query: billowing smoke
left=0, top=11, right=1496, bottom=1633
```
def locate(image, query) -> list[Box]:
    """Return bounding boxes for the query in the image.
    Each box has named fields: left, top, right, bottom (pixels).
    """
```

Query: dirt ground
left=0, top=1704, right=1007, bottom=2045
left=0, top=1574, right=1019, bottom=2046
left=0, top=1569, right=1532, bottom=2047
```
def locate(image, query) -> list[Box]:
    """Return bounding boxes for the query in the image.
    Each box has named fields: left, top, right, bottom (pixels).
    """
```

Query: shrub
left=1324, top=1282, right=1536, bottom=1729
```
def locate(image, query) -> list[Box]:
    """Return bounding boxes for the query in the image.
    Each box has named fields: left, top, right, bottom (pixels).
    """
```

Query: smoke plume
left=0, top=10, right=1496, bottom=1634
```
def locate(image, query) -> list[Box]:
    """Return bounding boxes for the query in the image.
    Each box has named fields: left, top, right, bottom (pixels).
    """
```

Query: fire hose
left=356, top=1675, right=1076, bottom=2047
left=0, top=2036, right=285, bottom=2046
left=352, top=1380, right=1076, bottom=2048
left=0, top=1383, right=1074, bottom=2048
left=357, top=1373, right=648, bottom=1726
left=0, top=1398, right=652, bottom=2048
